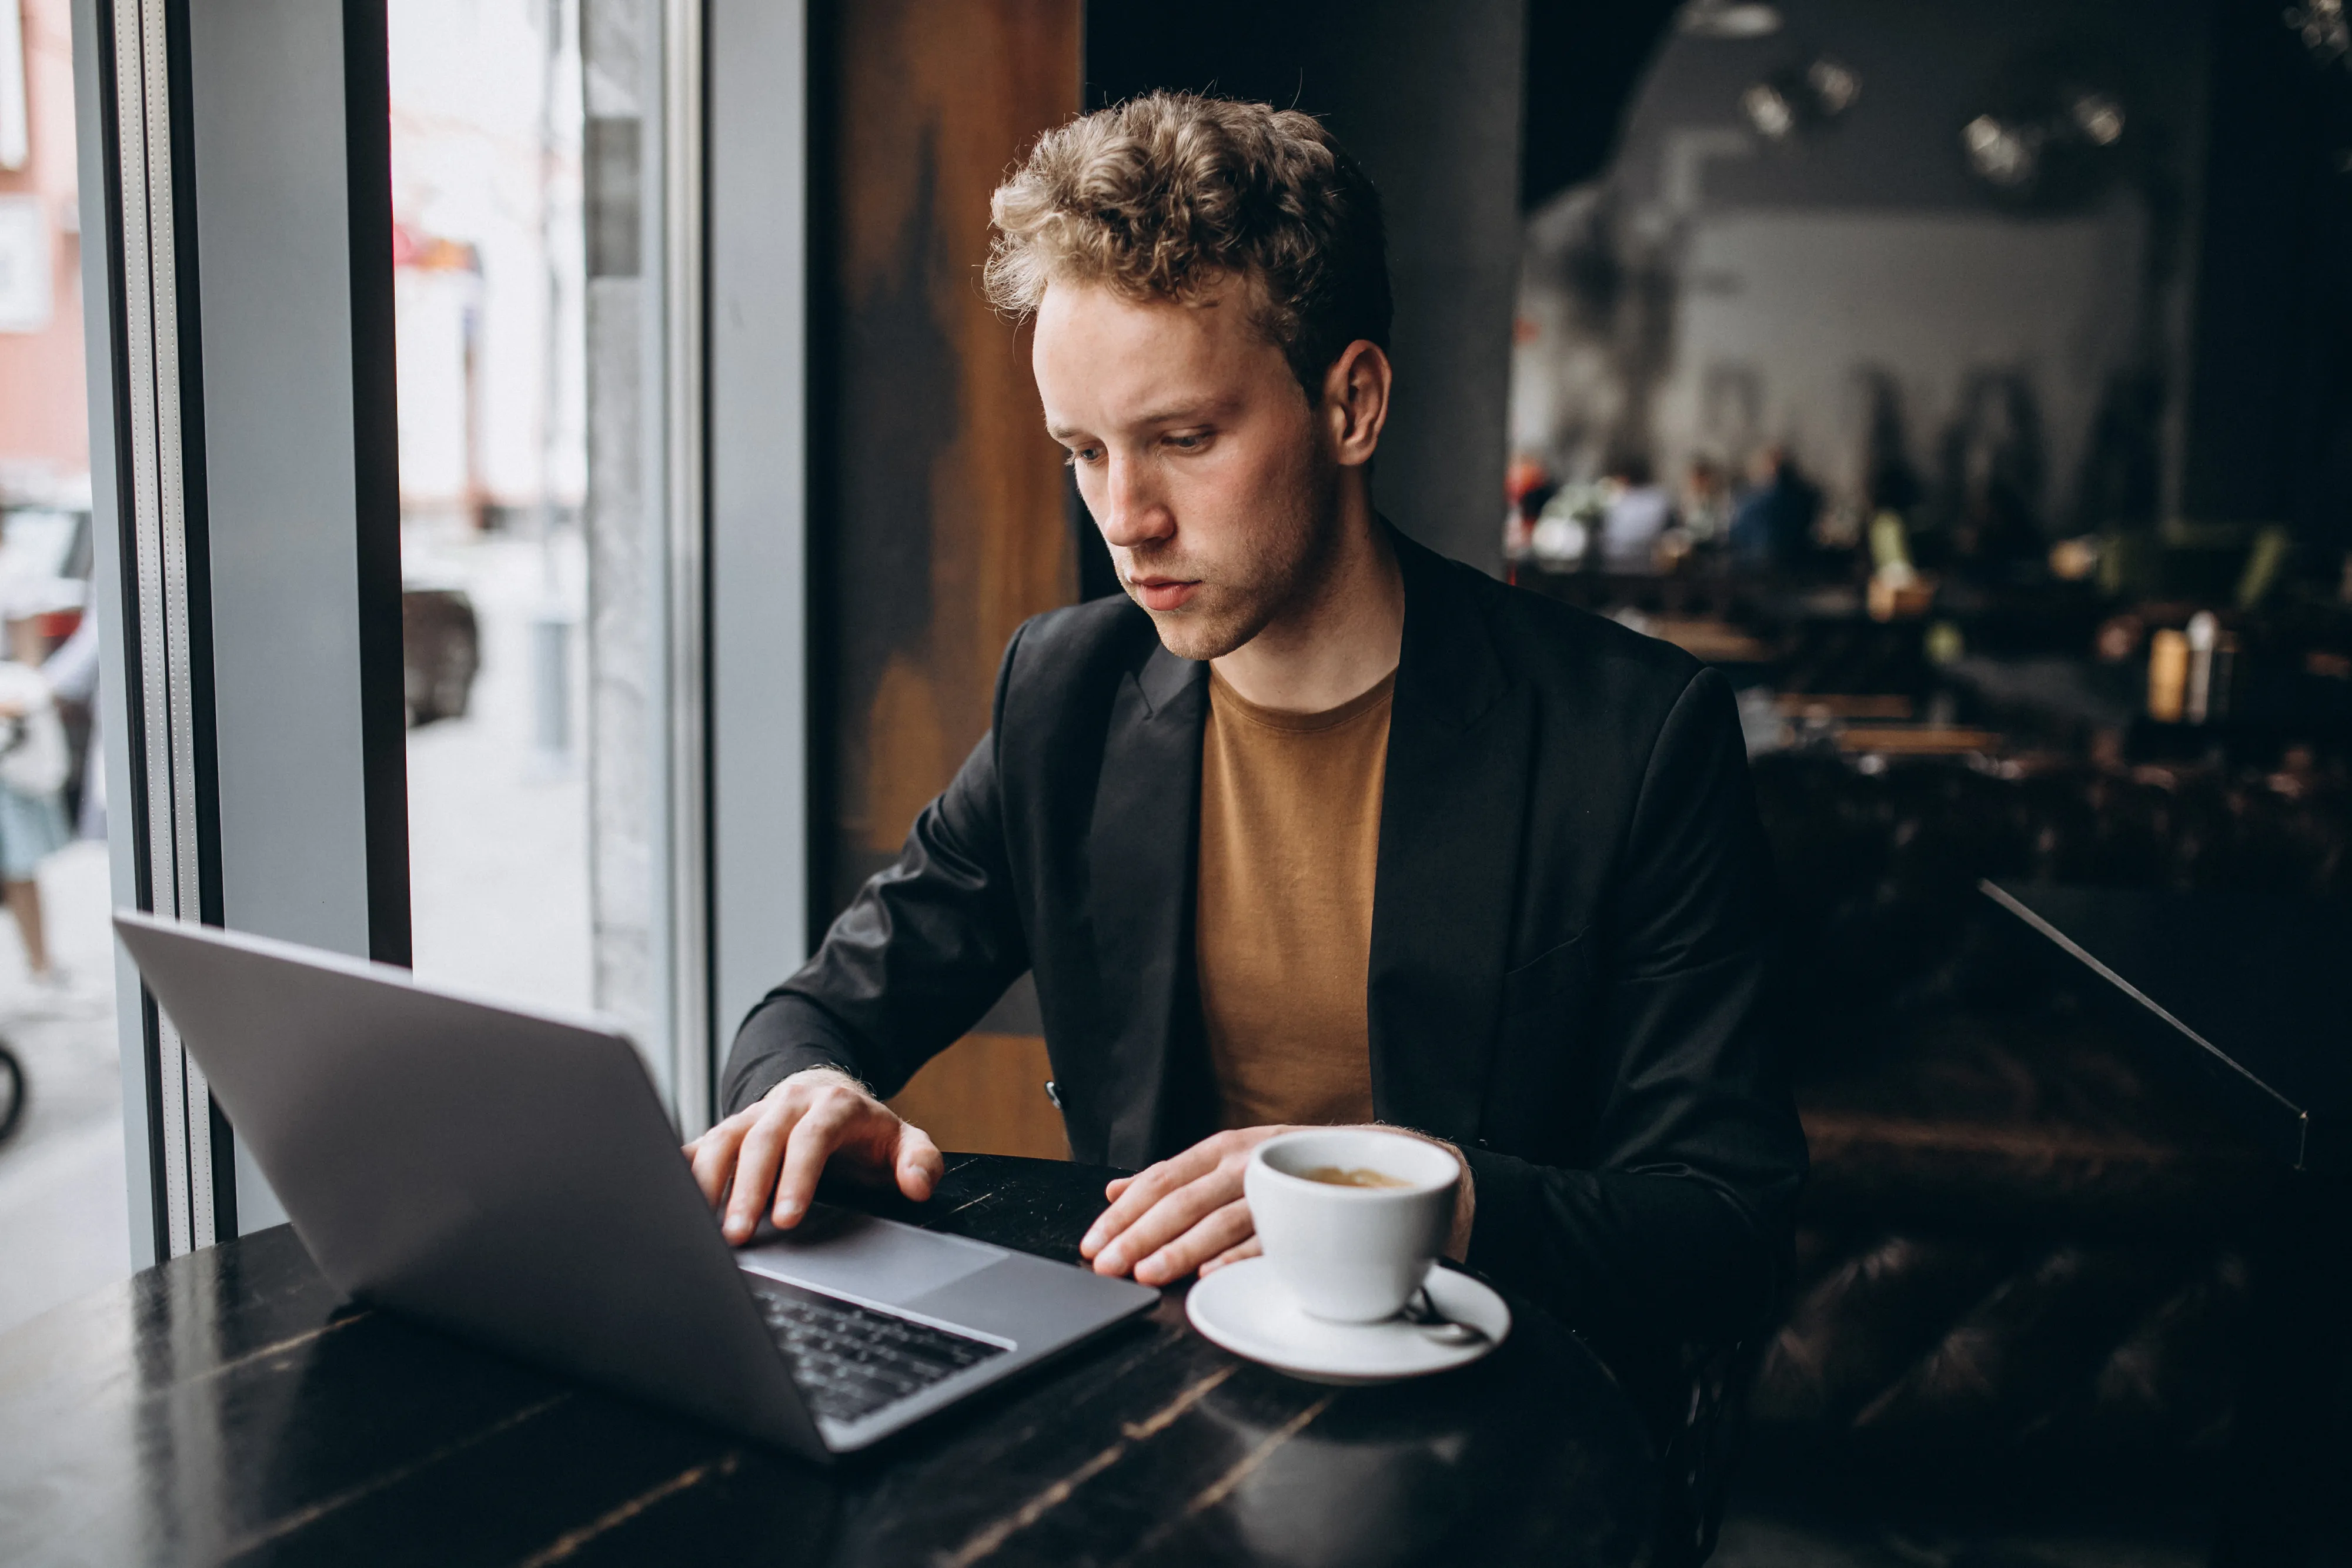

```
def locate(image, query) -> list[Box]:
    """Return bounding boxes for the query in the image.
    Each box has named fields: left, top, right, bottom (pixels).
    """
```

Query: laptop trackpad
left=736, top=1203, right=1003, bottom=1305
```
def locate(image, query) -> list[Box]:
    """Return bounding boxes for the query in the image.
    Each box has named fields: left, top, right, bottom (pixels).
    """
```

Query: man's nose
left=1094, top=454, right=1174, bottom=550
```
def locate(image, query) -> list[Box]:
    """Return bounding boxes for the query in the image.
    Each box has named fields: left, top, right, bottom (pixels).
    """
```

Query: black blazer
left=724, top=533, right=1806, bottom=1358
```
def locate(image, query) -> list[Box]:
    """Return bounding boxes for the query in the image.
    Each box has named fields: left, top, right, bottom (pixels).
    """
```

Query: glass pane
left=391, top=0, right=593, bottom=1015
left=390, top=0, right=674, bottom=1096
left=0, top=0, right=127, bottom=1332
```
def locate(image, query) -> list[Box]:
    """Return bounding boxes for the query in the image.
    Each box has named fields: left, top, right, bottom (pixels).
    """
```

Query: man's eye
left=1167, top=432, right=1209, bottom=451
left=1065, top=446, right=1102, bottom=466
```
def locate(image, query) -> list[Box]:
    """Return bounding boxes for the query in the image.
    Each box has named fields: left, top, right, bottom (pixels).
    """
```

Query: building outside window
left=0, top=0, right=638, bottom=1332
left=0, top=0, right=122, bottom=1336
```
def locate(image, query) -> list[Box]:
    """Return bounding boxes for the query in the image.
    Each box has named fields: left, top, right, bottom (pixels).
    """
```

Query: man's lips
left=1128, top=577, right=1200, bottom=612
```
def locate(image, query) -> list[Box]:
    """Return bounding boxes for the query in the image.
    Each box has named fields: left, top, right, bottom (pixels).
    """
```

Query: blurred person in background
left=1502, top=454, right=1556, bottom=564
left=1937, top=373, right=2045, bottom=579
left=1596, top=454, right=1674, bottom=570
left=41, top=617, right=101, bottom=841
left=0, top=654, right=73, bottom=991
left=0, top=499, right=86, bottom=993
left=1679, top=456, right=1729, bottom=547
left=1729, top=444, right=1820, bottom=571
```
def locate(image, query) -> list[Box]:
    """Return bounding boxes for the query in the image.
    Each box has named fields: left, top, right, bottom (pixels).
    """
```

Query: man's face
left=1033, top=278, right=1339, bottom=661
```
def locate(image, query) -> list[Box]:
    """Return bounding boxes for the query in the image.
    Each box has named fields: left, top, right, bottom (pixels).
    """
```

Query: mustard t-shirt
left=1195, top=667, right=1394, bottom=1129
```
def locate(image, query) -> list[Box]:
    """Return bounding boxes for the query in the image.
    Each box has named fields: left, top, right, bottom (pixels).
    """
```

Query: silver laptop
left=113, top=910, right=1156, bottom=1461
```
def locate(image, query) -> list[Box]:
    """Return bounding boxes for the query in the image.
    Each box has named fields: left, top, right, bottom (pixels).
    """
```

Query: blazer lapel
left=1086, top=641, right=1214, bottom=1166
left=1369, top=537, right=1533, bottom=1144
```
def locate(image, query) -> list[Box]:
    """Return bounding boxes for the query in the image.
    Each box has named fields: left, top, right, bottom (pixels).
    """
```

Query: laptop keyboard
left=749, top=1279, right=1008, bottom=1424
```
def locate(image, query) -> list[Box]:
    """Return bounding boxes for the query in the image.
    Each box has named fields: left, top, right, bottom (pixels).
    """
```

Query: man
left=1729, top=444, right=1821, bottom=571
left=689, top=93, right=1805, bottom=1371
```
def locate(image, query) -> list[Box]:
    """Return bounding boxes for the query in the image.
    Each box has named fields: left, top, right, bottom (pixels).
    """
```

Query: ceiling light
left=1741, top=58, right=1862, bottom=142
left=1807, top=59, right=1862, bottom=116
left=1677, top=1, right=1785, bottom=41
left=2284, top=0, right=2350, bottom=66
left=1742, top=82, right=1797, bottom=141
left=1962, top=115, right=2039, bottom=189
left=2067, top=91, right=2124, bottom=147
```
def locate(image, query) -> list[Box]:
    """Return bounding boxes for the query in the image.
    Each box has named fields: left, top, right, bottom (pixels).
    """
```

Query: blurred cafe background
left=2, top=0, right=2348, bottom=1563
left=1498, top=2, right=2352, bottom=1562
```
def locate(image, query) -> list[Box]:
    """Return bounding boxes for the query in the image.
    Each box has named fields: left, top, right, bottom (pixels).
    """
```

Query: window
left=0, top=0, right=126, bottom=1333
left=390, top=0, right=593, bottom=1017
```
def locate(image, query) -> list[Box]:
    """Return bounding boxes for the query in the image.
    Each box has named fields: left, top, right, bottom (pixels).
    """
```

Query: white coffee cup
left=1244, top=1128, right=1461, bottom=1323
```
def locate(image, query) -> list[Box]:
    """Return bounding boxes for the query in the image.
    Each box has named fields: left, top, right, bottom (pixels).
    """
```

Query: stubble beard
left=1123, top=446, right=1342, bottom=664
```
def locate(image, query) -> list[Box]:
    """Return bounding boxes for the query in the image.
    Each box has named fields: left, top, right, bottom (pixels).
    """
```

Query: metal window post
left=73, top=0, right=409, bottom=1265
left=662, top=0, right=712, bottom=1134
left=705, top=0, right=810, bottom=1124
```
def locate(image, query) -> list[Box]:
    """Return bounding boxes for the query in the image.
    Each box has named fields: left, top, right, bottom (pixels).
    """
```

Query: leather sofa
left=1744, top=753, right=2336, bottom=1465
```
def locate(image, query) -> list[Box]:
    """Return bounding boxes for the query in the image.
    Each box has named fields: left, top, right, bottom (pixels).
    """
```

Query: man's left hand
left=1078, top=1125, right=1474, bottom=1287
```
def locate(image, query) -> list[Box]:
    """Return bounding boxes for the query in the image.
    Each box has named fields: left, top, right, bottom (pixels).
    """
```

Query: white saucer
left=1185, top=1258, right=1509, bottom=1385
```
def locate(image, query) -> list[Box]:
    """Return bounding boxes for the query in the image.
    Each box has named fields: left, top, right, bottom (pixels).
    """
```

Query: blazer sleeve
left=718, top=629, right=1034, bottom=1116
left=1459, top=666, right=1806, bottom=1349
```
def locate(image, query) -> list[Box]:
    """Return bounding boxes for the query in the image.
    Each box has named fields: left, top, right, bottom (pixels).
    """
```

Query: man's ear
left=1320, top=340, right=1392, bottom=469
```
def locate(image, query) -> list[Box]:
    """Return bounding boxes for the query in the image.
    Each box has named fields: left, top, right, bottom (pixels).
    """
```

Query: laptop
left=112, top=910, right=1157, bottom=1461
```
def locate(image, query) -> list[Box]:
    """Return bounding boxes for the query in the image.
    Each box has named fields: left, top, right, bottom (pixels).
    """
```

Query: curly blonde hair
left=985, top=92, right=1391, bottom=395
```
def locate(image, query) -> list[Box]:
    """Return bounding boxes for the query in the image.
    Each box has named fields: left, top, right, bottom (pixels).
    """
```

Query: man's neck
left=1211, top=489, right=1405, bottom=714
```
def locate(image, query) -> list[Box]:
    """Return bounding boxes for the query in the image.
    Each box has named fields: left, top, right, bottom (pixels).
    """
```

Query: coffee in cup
left=1298, top=1165, right=1415, bottom=1189
left=1244, top=1128, right=1460, bottom=1323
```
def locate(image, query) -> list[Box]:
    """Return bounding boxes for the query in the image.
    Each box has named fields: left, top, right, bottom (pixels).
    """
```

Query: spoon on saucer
left=1400, top=1285, right=1488, bottom=1346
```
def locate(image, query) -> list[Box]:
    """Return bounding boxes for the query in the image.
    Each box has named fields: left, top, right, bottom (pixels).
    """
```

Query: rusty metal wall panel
left=809, top=0, right=1078, bottom=1156
left=814, top=0, right=1079, bottom=916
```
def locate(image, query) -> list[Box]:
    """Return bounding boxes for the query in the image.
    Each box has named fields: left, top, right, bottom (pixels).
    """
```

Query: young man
left=689, top=93, right=1804, bottom=1368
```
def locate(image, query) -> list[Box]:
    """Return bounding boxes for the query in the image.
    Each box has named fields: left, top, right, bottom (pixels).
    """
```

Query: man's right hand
left=684, top=1067, right=944, bottom=1245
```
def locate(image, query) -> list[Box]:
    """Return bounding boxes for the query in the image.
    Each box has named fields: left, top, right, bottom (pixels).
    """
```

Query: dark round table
left=0, top=1154, right=1658, bottom=1566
